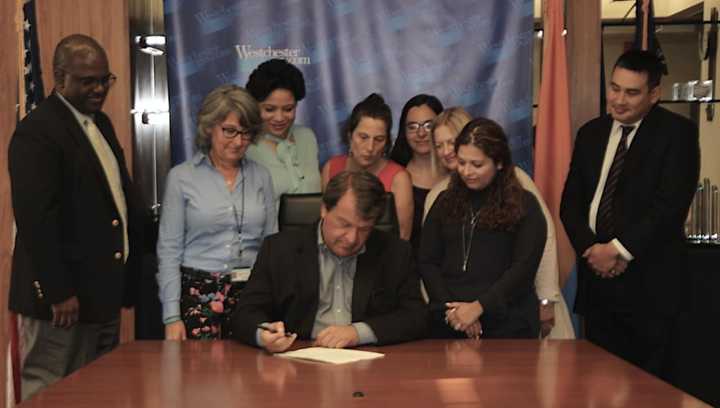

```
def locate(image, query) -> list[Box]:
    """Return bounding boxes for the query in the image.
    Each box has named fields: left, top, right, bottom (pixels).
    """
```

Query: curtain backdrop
left=165, top=0, right=534, bottom=172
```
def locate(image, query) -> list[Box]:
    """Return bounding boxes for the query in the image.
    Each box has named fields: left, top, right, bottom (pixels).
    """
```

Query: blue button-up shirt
left=157, top=152, right=277, bottom=321
left=313, top=222, right=377, bottom=344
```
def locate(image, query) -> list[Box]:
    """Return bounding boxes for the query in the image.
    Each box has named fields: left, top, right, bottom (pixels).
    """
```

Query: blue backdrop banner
left=165, top=0, right=534, bottom=172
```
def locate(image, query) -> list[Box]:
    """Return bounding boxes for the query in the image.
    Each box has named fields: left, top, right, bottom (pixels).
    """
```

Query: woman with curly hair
left=245, top=59, right=321, bottom=205
left=423, top=108, right=575, bottom=339
left=419, top=117, right=546, bottom=339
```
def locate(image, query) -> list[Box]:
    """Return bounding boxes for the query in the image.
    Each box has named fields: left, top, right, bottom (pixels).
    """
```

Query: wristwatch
left=539, top=298, right=556, bottom=307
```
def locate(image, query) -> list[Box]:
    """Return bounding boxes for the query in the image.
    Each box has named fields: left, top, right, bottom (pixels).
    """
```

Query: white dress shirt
left=587, top=119, right=643, bottom=261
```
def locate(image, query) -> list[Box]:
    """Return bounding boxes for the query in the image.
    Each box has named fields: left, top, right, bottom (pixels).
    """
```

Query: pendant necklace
left=461, top=208, right=482, bottom=272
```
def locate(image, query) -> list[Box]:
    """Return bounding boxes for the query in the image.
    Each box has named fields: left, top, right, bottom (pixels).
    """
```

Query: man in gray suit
left=231, top=170, right=427, bottom=352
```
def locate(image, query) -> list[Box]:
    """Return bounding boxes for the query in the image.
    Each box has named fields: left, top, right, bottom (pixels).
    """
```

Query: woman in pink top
left=322, top=94, right=414, bottom=240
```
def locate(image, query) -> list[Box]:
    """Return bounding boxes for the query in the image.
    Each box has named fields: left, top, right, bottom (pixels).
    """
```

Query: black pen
left=257, top=323, right=294, bottom=337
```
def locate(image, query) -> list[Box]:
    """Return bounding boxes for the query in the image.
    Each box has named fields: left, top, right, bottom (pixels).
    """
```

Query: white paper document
left=275, top=347, right=384, bottom=364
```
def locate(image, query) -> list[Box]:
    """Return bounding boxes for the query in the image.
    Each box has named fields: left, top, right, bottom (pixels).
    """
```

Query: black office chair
left=278, top=192, right=399, bottom=237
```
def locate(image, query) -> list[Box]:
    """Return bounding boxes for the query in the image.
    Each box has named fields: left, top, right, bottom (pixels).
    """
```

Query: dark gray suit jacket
left=231, top=225, right=428, bottom=346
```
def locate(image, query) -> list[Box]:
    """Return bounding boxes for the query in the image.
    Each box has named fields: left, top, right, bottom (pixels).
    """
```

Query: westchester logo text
left=234, top=45, right=311, bottom=65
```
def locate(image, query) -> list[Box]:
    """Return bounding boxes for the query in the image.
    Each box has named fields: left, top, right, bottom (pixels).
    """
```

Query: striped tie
left=596, top=125, right=634, bottom=241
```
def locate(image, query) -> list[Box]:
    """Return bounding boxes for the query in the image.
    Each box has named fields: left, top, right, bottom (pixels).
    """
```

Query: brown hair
left=323, top=170, right=386, bottom=222
left=195, top=84, right=263, bottom=153
left=442, top=117, right=526, bottom=230
left=342, top=93, right=393, bottom=156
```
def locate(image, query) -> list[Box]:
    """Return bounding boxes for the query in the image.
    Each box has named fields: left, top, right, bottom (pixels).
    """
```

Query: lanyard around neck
left=231, top=162, right=246, bottom=257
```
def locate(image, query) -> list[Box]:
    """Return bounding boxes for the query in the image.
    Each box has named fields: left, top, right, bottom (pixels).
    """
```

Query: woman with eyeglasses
left=157, top=84, right=277, bottom=341
left=321, top=93, right=414, bottom=240
left=423, top=108, right=575, bottom=339
left=420, top=117, right=547, bottom=339
left=389, top=94, right=445, bottom=253
left=245, top=59, right=321, bottom=205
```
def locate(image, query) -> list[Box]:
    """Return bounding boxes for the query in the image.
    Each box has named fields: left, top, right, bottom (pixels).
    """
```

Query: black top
left=418, top=189, right=546, bottom=337
left=409, top=185, right=430, bottom=256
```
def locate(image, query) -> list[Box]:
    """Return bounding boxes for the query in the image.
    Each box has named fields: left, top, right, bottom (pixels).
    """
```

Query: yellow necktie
left=83, top=119, right=129, bottom=261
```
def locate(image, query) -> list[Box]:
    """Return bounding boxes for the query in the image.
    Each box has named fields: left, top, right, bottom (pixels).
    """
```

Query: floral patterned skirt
left=180, top=267, right=245, bottom=340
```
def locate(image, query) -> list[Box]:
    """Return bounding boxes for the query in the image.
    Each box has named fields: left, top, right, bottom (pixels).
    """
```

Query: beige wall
left=602, top=0, right=700, bottom=19
left=535, top=0, right=704, bottom=19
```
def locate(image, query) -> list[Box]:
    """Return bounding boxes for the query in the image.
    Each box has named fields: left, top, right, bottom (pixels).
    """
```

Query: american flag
left=11, top=4, right=45, bottom=404
left=21, top=0, right=45, bottom=116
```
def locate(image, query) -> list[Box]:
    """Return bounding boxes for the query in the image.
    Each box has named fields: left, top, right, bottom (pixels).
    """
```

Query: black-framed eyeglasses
left=221, top=126, right=253, bottom=141
left=76, top=73, right=117, bottom=89
left=406, top=120, right=433, bottom=133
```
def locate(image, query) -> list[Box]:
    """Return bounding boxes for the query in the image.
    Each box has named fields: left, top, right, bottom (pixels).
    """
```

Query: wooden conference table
left=20, top=339, right=708, bottom=407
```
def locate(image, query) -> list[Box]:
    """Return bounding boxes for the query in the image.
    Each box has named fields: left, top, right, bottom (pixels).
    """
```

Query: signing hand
left=165, top=320, right=187, bottom=340
left=446, top=301, right=483, bottom=332
left=51, top=296, right=79, bottom=329
left=314, top=325, right=359, bottom=349
left=260, top=321, right=297, bottom=353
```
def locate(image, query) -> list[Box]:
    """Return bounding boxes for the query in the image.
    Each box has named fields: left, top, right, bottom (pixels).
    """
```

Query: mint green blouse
left=246, top=125, right=321, bottom=204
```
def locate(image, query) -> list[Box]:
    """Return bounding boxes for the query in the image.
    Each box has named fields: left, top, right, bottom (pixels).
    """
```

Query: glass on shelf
left=686, top=178, right=720, bottom=245
left=672, top=80, right=713, bottom=101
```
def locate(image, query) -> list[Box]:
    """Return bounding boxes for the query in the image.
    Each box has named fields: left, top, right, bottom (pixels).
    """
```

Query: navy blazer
left=8, top=93, right=144, bottom=323
left=231, top=225, right=428, bottom=346
left=560, top=105, right=700, bottom=316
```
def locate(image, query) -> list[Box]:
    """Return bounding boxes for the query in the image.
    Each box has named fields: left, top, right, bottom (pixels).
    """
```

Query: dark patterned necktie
left=596, top=125, right=634, bottom=240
